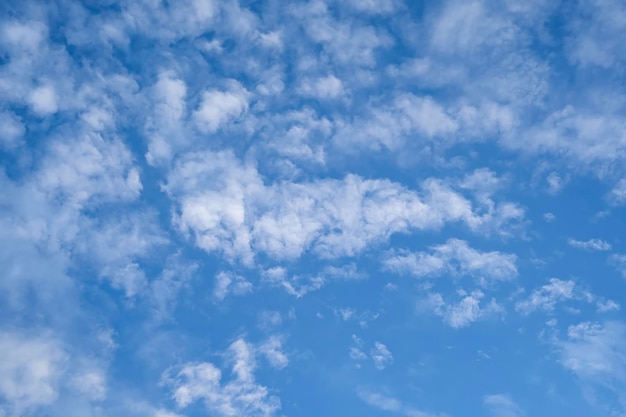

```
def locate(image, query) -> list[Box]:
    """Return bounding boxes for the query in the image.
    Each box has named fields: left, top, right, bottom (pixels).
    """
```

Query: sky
left=1, top=0, right=626, bottom=416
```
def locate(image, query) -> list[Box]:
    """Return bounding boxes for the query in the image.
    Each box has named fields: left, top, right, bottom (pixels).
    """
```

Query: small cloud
left=546, top=172, right=567, bottom=194
left=597, top=299, right=620, bottom=313
left=258, top=336, right=288, bottom=369
left=213, top=271, right=253, bottom=302
left=484, top=394, right=523, bottom=417
left=257, top=311, right=283, bottom=330
left=384, top=239, right=517, bottom=286
left=610, top=254, right=626, bottom=278
left=370, top=342, right=393, bottom=370
left=607, top=179, right=626, bottom=206
left=567, top=238, right=611, bottom=251
left=424, top=291, right=503, bottom=328
left=335, top=308, right=356, bottom=321
left=193, top=82, right=249, bottom=133
left=543, top=212, right=555, bottom=222
left=29, top=84, right=58, bottom=116
left=299, top=75, right=344, bottom=99
left=515, top=278, right=576, bottom=315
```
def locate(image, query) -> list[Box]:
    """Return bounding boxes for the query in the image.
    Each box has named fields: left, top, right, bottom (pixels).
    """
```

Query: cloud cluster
left=166, top=338, right=286, bottom=417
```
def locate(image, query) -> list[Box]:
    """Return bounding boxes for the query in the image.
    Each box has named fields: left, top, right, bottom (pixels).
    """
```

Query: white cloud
left=257, top=311, right=283, bottom=330
left=333, top=94, right=458, bottom=152
left=36, top=132, right=142, bottom=207
left=71, top=370, right=107, bottom=401
left=111, top=0, right=219, bottom=42
left=515, top=278, right=576, bottom=315
left=145, top=72, right=188, bottom=165
left=567, top=238, right=612, bottom=251
left=75, top=212, right=168, bottom=297
left=150, top=255, right=198, bottom=320
left=345, top=0, right=399, bottom=14
left=1, top=20, right=47, bottom=51
left=484, top=394, right=523, bottom=417
left=167, top=338, right=282, bottom=417
left=553, top=320, right=626, bottom=415
left=193, top=82, right=250, bottom=133
left=29, top=84, right=58, bottom=115
left=384, top=239, right=518, bottom=285
left=299, top=74, right=344, bottom=99
left=166, top=151, right=523, bottom=265
left=0, top=332, right=67, bottom=414
left=258, top=337, right=289, bottom=369
left=213, top=271, right=253, bottom=302
left=357, top=388, right=441, bottom=417
left=557, top=321, right=626, bottom=381
left=608, top=179, right=626, bottom=206
left=293, top=2, right=392, bottom=67
left=154, top=409, right=185, bottom=417
left=610, top=254, right=626, bottom=278
left=546, top=172, right=566, bottom=194
left=425, top=290, right=503, bottom=328
left=597, top=299, right=620, bottom=313
left=358, top=390, right=402, bottom=412
left=370, top=342, right=393, bottom=370
left=0, top=111, right=24, bottom=149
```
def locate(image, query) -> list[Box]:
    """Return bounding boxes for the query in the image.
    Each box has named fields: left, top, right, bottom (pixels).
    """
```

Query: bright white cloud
left=36, top=132, right=142, bottom=207
left=515, top=278, right=576, bottom=315
left=168, top=338, right=283, bottom=417
left=29, top=84, right=58, bottom=115
left=166, top=151, right=523, bottom=265
left=384, top=239, right=518, bottom=285
left=370, top=342, right=393, bottom=370
left=258, top=336, right=289, bottom=370
left=425, top=290, right=503, bottom=328
left=193, top=82, right=250, bottom=133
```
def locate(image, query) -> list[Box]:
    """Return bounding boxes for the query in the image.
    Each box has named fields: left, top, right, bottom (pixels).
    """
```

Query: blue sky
left=1, top=0, right=626, bottom=416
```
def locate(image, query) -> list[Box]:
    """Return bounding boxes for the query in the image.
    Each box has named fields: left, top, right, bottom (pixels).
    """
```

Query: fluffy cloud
left=556, top=321, right=626, bottom=381
left=213, top=271, right=253, bottom=302
left=0, top=332, right=67, bottom=414
left=425, top=290, right=503, bottom=328
left=193, top=82, right=250, bottom=133
left=167, top=338, right=284, bottom=417
left=384, top=238, right=518, bottom=285
left=166, top=151, right=523, bottom=265
left=370, top=342, right=393, bottom=370
left=515, top=279, right=576, bottom=315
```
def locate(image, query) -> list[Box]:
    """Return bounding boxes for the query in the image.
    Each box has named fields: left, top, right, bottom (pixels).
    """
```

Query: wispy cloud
left=567, top=238, right=612, bottom=252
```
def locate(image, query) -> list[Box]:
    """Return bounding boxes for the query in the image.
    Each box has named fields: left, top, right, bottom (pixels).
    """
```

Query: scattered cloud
left=424, top=290, right=503, bottom=328
left=167, top=338, right=284, bottom=417
left=213, top=271, right=253, bottom=302
left=384, top=239, right=518, bottom=286
left=370, top=342, right=393, bottom=370
left=484, top=394, right=523, bottom=417
left=567, top=238, right=612, bottom=252
left=516, top=279, right=576, bottom=315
